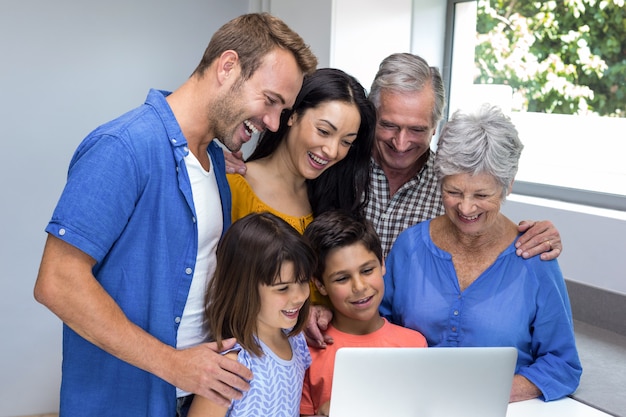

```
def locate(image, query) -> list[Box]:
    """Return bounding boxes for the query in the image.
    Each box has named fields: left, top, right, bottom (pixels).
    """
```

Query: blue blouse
left=380, top=219, right=582, bottom=401
left=226, top=333, right=311, bottom=417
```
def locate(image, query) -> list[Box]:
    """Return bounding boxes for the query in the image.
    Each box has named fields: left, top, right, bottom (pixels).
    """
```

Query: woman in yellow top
left=228, top=68, right=375, bottom=234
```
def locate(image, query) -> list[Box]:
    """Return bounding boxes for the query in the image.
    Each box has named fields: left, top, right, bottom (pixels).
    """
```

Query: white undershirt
left=176, top=150, right=223, bottom=397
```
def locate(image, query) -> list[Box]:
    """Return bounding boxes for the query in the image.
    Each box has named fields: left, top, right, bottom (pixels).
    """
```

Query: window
left=443, top=0, right=626, bottom=211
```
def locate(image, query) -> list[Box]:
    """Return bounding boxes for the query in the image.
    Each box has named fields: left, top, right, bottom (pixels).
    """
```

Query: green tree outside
left=475, top=0, right=625, bottom=117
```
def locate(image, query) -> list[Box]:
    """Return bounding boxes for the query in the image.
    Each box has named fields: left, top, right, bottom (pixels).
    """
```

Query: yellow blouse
left=227, top=173, right=328, bottom=305
left=227, top=173, right=314, bottom=232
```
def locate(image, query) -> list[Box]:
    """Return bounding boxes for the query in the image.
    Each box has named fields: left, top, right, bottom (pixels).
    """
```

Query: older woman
left=380, top=105, right=581, bottom=402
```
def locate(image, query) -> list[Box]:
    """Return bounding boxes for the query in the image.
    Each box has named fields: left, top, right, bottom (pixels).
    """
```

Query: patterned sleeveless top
left=226, top=332, right=311, bottom=417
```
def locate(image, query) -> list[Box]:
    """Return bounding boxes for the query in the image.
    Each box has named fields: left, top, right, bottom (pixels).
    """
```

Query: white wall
left=267, top=0, right=333, bottom=67
left=266, top=0, right=413, bottom=92
left=0, top=1, right=248, bottom=416
left=410, top=0, right=447, bottom=68
left=502, top=196, right=626, bottom=295
left=330, top=0, right=412, bottom=91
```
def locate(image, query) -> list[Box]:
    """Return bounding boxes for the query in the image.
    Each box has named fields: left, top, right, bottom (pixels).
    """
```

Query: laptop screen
left=328, top=346, right=517, bottom=417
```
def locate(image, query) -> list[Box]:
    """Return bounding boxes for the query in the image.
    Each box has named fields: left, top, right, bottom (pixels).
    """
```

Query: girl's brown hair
left=205, top=212, right=316, bottom=357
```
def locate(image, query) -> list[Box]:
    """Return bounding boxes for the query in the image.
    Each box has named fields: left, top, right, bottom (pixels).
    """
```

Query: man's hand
left=515, top=220, right=562, bottom=261
left=166, top=338, right=253, bottom=408
left=304, top=305, right=334, bottom=348
left=223, top=150, right=247, bottom=175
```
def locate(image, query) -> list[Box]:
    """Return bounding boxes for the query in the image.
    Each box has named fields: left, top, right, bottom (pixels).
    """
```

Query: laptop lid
left=328, top=346, right=517, bottom=417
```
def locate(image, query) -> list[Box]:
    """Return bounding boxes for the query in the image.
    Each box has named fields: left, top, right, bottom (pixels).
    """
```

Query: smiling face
left=257, top=261, right=310, bottom=337
left=212, top=48, right=304, bottom=152
left=441, top=172, right=507, bottom=237
left=283, top=100, right=361, bottom=180
left=315, top=242, right=386, bottom=335
left=373, top=88, right=436, bottom=177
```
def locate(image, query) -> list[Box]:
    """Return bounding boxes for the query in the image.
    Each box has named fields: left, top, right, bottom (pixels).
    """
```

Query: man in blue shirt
left=33, top=13, right=318, bottom=417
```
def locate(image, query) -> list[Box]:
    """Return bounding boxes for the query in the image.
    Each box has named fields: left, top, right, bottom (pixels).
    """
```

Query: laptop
left=328, top=346, right=518, bottom=417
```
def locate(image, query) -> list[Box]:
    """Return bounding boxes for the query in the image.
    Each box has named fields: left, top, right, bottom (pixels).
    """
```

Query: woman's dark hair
left=247, top=68, right=375, bottom=216
left=205, top=212, right=315, bottom=357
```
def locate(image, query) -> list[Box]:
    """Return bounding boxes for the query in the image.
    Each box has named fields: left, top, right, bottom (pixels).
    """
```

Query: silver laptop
left=328, top=346, right=517, bottom=417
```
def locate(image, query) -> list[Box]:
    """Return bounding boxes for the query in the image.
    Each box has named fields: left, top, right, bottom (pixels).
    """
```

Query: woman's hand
left=223, top=150, right=247, bottom=175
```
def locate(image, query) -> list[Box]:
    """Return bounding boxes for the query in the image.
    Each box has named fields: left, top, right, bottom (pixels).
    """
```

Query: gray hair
left=434, top=104, right=524, bottom=199
left=369, top=52, right=446, bottom=127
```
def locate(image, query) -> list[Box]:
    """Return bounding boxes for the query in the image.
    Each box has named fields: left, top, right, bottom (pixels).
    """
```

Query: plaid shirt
left=364, top=150, right=443, bottom=258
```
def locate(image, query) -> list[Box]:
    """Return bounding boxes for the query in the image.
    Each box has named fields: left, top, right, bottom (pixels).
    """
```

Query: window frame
left=442, top=0, right=626, bottom=212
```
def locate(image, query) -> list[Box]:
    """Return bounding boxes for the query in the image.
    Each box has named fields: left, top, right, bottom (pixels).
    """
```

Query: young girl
left=187, top=212, right=316, bottom=417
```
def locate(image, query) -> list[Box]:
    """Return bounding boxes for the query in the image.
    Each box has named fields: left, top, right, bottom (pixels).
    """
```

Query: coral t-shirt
left=300, top=318, right=427, bottom=415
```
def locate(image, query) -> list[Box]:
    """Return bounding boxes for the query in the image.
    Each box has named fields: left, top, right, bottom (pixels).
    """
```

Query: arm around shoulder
left=34, top=233, right=184, bottom=384
left=34, top=234, right=252, bottom=407
left=515, top=220, right=562, bottom=260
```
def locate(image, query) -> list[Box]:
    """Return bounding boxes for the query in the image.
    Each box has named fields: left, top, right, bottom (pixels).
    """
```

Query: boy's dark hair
left=303, top=209, right=382, bottom=281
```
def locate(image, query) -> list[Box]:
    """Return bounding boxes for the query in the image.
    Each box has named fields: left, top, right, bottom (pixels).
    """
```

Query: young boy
left=300, top=210, right=427, bottom=416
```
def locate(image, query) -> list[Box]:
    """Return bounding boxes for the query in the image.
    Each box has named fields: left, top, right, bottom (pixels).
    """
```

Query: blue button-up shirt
left=46, top=89, right=231, bottom=416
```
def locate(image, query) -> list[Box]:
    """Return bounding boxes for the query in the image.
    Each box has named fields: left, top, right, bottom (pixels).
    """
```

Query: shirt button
left=453, top=310, right=459, bottom=316
left=171, top=138, right=177, bottom=144
left=175, top=317, right=181, bottom=324
left=192, top=217, right=196, bottom=223
left=58, top=228, right=66, bottom=236
left=185, top=267, right=192, bottom=275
